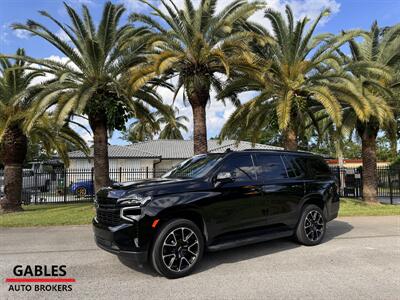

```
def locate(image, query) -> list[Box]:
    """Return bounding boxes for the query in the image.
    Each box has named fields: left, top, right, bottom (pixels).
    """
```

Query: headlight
left=117, top=194, right=152, bottom=206
left=117, top=194, right=152, bottom=222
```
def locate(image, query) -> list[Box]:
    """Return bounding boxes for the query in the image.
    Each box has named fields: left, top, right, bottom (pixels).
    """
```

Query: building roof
left=68, top=145, right=160, bottom=159
left=68, top=140, right=282, bottom=160
left=128, top=140, right=282, bottom=159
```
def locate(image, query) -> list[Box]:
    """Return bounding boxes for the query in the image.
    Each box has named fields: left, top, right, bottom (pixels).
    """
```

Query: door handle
left=244, top=186, right=262, bottom=195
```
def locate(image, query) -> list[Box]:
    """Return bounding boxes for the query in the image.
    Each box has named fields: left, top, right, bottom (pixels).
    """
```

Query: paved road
left=1, top=216, right=399, bottom=300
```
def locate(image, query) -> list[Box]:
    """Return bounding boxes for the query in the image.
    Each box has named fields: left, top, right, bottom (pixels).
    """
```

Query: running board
left=207, top=230, right=293, bottom=252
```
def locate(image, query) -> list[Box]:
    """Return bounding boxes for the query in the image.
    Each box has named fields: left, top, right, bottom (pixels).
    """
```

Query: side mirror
left=215, top=172, right=234, bottom=186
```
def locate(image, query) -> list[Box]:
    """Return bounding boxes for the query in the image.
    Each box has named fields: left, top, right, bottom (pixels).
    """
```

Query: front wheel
left=151, top=219, right=204, bottom=279
left=295, top=204, right=326, bottom=246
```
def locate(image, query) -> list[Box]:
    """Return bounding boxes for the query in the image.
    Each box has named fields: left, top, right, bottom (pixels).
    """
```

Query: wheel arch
left=157, top=209, right=209, bottom=243
left=301, top=194, right=328, bottom=219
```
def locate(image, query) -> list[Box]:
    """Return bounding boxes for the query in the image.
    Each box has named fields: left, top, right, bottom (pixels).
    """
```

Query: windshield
left=162, top=154, right=224, bottom=179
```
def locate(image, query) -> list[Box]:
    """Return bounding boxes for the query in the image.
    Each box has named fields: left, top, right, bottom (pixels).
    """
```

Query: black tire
left=295, top=204, right=326, bottom=246
left=151, top=219, right=204, bottom=279
left=76, top=187, right=87, bottom=198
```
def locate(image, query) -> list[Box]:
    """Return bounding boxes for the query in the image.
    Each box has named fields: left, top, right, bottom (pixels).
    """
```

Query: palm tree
left=128, top=0, right=267, bottom=154
left=219, top=6, right=362, bottom=150
left=122, top=106, right=188, bottom=143
left=380, top=25, right=400, bottom=158
left=122, top=114, right=158, bottom=143
left=386, top=68, right=400, bottom=158
left=0, top=49, right=88, bottom=212
left=11, top=2, right=169, bottom=192
left=158, top=106, right=189, bottom=140
left=340, top=22, right=398, bottom=202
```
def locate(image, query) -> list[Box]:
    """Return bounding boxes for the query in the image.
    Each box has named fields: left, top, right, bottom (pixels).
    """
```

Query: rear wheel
left=151, top=219, right=204, bottom=279
left=76, top=187, right=87, bottom=198
left=295, top=204, right=326, bottom=246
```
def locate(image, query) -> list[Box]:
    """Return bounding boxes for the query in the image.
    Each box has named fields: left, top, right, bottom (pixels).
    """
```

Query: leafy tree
left=10, top=2, right=170, bottom=192
left=129, top=0, right=267, bottom=154
left=0, top=49, right=87, bottom=212
left=219, top=6, right=362, bottom=150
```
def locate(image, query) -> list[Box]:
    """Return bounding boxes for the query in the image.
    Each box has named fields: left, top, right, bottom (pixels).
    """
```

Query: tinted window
left=255, top=154, right=287, bottom=180
left=295, top=156, right=331, bottom=179
left=219, top=154, right=256, bottom=182
left=284, top=155, right=304, bottom=178
left=163, top=154, right=223, bottom=179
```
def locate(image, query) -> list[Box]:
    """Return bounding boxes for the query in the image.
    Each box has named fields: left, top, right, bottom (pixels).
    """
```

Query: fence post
left=146, top=166, right=149, bottom=179
left=63, top=169, right=67, bottom=203
left=119, top=167, right=122, bottom=183
left=91, top=167, right=94, bottom=197
left=336, top=166, right=342, bottom=197
left=388, top=168, right=393, bottom=205
left=358, top=166, right=363, bottom=198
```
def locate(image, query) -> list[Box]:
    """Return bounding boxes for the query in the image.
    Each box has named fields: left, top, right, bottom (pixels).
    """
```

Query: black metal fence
left=1, top=166, right=399, bottom=205
left=0, top=168, right=170, bottom=205
left=330, top=166, right=400, bottom=204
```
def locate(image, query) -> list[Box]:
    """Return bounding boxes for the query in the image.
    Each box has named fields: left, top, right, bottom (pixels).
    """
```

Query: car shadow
left=118, top=255, right=157, bottom=276
left=324, top=219, right=354, bottom=242
left=118, top=219, right=353, bottom=278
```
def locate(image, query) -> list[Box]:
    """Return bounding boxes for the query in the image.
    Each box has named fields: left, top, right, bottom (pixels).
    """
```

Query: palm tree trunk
left=390, top=142, right=397, bottom=159
left=357, top=121, right=379, bottom=203
left=282, top=125, right=298, bottom=151
left=188, top=89, right=209, bottom=155
left=89, top=114, right=110, bottom=193
left=389, top=115, right=398, bottom=158
left=192, top=105, right=208, bottom=154
left=0, top=125, right=27, bottom=212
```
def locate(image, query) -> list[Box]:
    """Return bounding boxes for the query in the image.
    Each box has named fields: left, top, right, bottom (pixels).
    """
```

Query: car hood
left=103, top=177, right=207, bottom=199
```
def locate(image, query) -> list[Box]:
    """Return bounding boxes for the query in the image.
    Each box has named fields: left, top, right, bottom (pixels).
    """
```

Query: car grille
left=96, top=208, right=122, bottom=226
left=96, top=194, right=117, bottom=207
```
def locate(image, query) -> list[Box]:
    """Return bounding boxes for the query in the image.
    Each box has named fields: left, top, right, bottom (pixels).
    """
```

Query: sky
left=1, top=0, right=399, bottom=145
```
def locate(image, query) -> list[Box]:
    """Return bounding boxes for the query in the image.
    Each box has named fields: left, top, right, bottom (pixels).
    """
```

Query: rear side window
left=283, top=155, right=304, bottom=178
left=255, top=154, right=287, bottom=180
left=295, top=156, right=331, bottom=179
left=219, top=154, right=256, bottom=182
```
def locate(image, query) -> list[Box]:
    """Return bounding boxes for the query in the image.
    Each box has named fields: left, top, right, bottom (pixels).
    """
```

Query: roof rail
left=242, top=149, right=276, bottom=151
left=242, top=149, right=312, bottom=154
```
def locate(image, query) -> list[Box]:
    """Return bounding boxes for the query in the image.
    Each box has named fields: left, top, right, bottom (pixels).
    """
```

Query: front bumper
left=93, top=218, right=148, bottom=263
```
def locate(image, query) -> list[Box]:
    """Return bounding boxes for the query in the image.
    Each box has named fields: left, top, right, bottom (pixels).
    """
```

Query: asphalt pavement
left=1, top=216, right=399, bottom=300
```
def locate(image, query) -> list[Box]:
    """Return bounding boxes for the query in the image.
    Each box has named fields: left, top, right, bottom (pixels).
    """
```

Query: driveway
left=1, top=216, right=399, bottom=299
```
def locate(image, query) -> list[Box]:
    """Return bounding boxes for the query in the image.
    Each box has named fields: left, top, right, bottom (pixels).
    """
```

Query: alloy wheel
left=304, top=210, right=324, bottom=242
left=76, top=187, right=87, bottom=198
left=161, top=227, right=200, bottom=272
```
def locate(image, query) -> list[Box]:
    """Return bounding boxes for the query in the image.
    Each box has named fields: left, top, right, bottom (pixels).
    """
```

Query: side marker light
left=152, top=219, right=160, bottom=228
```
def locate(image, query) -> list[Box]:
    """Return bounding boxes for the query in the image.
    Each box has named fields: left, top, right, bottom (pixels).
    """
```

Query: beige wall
left=327, top=161, right=390, bottom=168
left=68, top=158, right=158, bottom=183
left=69, top=158, right=156, bottom=169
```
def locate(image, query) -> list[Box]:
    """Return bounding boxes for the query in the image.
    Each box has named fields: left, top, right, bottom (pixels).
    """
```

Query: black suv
left=93, top=150, right=339, bottom=278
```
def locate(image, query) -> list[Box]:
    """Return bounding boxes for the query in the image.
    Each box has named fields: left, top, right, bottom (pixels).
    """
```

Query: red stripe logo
left=5, top=278, right=76, bottom=283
